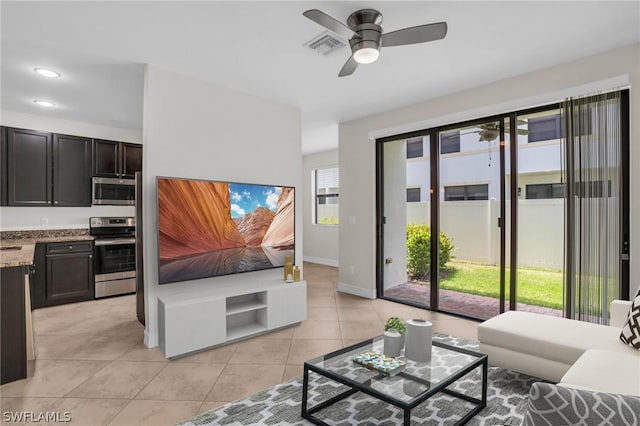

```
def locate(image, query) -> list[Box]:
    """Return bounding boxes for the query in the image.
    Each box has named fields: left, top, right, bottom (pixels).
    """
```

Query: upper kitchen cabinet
left=6, top=127, right=52, bottom=206
left=5, top=127, right=93, bottom=207
left=93, top=140, right=142, bottom=179
left=52, top=134, right=92, bottom=206
left=121, top=143, right=142, bottom=179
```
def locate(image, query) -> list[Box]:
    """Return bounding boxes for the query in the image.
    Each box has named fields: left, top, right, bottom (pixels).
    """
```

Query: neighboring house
left=402, top=110, right=569, bottom=270
left=405, top=111, right=564, bottom=204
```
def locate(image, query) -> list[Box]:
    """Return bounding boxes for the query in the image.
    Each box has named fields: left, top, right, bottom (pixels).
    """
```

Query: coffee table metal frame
left=301, top=336, right=488, bottom=426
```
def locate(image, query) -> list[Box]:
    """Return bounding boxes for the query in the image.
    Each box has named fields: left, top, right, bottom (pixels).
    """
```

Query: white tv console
left=158, top=279, right=306, bottom=358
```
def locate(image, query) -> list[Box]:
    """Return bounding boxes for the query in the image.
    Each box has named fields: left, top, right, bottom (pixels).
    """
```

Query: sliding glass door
left=378, top=118, right=511, bottom=320
left=436, top=121, right=504, bottom=319
left=513, top=108, right=565, bottom=317
left=377, top=90, right=629, bottom=321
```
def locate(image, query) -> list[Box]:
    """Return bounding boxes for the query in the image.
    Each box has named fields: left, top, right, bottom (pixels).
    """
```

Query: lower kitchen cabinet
left=1, top=266, right=27, bottom=384
left=32, top=241, right=95, bottom=308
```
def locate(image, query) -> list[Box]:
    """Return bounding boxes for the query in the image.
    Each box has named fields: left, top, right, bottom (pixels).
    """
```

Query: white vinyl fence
left=407, top=199, right=564, bottom=269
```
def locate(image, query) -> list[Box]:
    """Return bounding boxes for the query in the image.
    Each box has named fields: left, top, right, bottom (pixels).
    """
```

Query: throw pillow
left=620, top=289, right=640, bottom=350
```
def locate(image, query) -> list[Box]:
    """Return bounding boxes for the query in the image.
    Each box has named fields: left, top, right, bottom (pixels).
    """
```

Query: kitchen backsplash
left=0, top=228, right=90, bottom=241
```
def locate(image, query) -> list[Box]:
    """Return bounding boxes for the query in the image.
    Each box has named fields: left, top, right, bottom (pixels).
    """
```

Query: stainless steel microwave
left=92, top=177, right=135, bottom=205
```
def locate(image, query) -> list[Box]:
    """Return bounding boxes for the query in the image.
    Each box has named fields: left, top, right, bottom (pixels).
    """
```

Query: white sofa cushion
left=559, top=349, right=640, bottom=396
left=478, top=311, right=637, bottom=366
left=611, top=299, right=634, bottom=328
left=620, top=292, right=640, bottom=350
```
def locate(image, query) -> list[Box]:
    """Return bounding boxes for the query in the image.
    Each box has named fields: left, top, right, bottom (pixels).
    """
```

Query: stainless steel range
left=90, top=217, right=136, bottom=298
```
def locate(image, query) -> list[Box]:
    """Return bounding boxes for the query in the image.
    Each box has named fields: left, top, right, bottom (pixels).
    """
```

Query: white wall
left=0, top=206, right=135, bottom=230
left=302, top=149, right=339, bottom=266
left=142, top=65, right=302, bottom=347
left=0, top=110, right=140, bottom=230
left=339, top=42, right=640, bottom=300
left=0, top=110, right=142, bottom=143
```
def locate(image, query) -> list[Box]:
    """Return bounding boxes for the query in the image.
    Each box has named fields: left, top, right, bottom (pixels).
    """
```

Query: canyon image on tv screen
left=157, top=177, right=294, bottom=284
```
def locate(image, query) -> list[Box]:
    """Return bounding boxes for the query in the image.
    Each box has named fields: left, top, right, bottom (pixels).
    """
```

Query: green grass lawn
left=439, top=259, right=564, bottom=309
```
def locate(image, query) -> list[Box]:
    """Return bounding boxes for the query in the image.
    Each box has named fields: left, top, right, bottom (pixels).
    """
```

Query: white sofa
left=478, top=300, right=640, bottom=396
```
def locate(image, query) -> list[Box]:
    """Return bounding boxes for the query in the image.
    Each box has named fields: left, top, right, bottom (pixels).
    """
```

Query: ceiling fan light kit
left=353, top=47, right=379, bottom=64
left=347, top=9, right=382, bottom=64
left=303, top=8, right=447, bottom=76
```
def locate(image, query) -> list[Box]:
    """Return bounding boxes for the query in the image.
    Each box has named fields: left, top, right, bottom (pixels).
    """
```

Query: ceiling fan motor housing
left=347, top=9, right=383, bottom=54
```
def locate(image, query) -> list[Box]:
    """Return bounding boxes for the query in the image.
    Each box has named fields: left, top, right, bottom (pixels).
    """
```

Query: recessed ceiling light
left=34, top=68, right=61, bottom=78
left=34, top=100, right=56, bottom=108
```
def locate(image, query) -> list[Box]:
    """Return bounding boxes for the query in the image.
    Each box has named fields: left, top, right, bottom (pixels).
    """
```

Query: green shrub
left=406, top=223, right=454, bottom=279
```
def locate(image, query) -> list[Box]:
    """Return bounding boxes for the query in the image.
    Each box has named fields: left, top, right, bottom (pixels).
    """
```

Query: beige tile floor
left=0, top=262, right=479, bottom=426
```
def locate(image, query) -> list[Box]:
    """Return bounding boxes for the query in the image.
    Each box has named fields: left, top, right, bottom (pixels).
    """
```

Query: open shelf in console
left=226, top=292, right=267, bottom=315
left=226, top=292, right=267, bottom=339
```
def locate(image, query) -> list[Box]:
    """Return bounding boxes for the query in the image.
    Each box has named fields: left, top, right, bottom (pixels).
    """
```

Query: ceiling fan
left=461, top=121, right=529, bottom=142
left=459, top=121, right=529, bottom=167
left=303, top=8, right=447, bottom=77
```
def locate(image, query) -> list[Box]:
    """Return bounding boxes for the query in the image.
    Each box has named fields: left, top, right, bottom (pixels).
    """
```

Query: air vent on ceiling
left=304, top=31, right=346, bottom=55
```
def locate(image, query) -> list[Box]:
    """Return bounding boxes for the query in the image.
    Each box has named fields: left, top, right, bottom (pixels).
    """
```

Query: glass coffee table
left=302, top=335, right=487, bottom=426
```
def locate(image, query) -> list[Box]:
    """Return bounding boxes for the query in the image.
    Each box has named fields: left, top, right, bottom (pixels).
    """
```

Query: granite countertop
left=0, top=229, right=94, bottom=268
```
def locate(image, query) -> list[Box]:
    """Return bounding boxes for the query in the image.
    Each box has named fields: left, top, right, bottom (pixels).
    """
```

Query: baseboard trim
left=338, top=282, right=376, bottom=299
left=303, top=256, right=338, bottom=267
left=144, top=330, right=158, bottom=348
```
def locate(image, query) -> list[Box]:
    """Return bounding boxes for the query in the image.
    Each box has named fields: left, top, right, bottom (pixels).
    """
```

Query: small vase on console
left=283, top=256, right=293, bottom=282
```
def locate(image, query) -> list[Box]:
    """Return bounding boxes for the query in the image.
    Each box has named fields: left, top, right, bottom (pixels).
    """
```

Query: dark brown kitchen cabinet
left=1, top=126, right=7, bottom=206
left=93, top=140, right=142, bottom=179
left=6, top=128, right=52, bottom=206
left=93, top=139, right=119, bottom=177
left=1, top=265, right=27, bottom=385
left=53, top=134, right=92, bottom=206
left=32, top=241, right=95, bottom=308
left=4, top=127, right=93, bottom=207
left=122, top=143, right=142, bottom=178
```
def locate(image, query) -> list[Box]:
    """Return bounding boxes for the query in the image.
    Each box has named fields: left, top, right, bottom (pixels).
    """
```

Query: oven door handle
left=95, top=238, right=136, bottom=246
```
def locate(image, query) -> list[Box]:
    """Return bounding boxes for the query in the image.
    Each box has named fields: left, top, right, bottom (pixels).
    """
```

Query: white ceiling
left=2, top=1, right=639, bottom=153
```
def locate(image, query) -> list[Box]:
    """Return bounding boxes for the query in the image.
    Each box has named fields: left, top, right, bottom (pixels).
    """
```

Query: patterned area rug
left=180, top=334, right=542, bottom=426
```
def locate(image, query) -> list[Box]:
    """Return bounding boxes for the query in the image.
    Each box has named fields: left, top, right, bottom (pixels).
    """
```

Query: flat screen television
left=156, top=177, right=294, bottom=284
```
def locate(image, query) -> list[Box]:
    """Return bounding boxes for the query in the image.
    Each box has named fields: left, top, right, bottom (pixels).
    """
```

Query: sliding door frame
left=375, top=94, right=629, bottom=319
left=508, top=113, right=519, bottom=310
left=621, top=89, right=630, bottom=300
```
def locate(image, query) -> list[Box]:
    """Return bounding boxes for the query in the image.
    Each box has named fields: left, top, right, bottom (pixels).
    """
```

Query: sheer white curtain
left=563, top=90, right=623, bottom=324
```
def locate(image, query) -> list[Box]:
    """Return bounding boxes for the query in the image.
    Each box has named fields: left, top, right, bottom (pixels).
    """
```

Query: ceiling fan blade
left=338, top=55, right=358, bottom=77
left=303, top=9, right=359, bottom=40
left=382, top=22, right=447, bottom=47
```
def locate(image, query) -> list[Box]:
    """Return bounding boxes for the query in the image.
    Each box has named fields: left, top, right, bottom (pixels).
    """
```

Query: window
left=528, top=114, right=563, bottom=142
left=406, top=188, right=421, bottom=202
left=576, top=180, right=611, bottom=198
left=406, top=138, right=423, bottom=159
left=314, top=167, right=339, bottom=225
left=444, top=184, right=489, bottom=201
left=526, top=183, right=566, bottom=199
left=440, top=131, right=460, bottom=154
left=525, top=181, right=610, bottom=199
